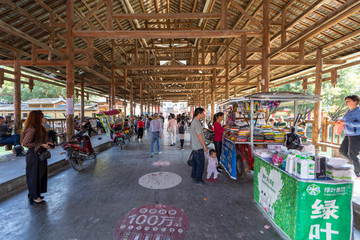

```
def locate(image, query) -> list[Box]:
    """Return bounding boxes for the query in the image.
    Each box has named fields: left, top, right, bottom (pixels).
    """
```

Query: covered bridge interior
left=0, top=0, right=360, bottom=146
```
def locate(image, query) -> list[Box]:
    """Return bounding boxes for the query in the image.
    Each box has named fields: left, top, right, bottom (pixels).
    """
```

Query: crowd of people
left=2, top=93, right=359, bottom=205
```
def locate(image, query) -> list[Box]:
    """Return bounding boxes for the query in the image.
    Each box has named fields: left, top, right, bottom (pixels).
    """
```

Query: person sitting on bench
left=0, top=116, right=24, bottom=156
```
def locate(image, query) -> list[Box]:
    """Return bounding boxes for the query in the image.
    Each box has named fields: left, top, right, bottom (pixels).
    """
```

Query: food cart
left=218, top=92, right=321, bottom=179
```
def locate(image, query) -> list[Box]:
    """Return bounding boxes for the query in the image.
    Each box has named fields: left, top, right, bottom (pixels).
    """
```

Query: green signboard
left=254, top=156, right=353, bottom=240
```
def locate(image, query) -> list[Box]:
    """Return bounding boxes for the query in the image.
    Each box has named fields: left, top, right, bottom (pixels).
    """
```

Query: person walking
left=213, top=112, right=228, bottom=171
left=137, top=117, right=145, bottom=142
left=338, top=95, right=360, bottom=177
left=149, top=113, right=162, bottom=157
left=178, top=119, right=186, bottom=150
left=167, top=113, right=177, bottom=146
left=190, top=108, right=208, bottom=185
left=21, top=110, right=52, bottom=205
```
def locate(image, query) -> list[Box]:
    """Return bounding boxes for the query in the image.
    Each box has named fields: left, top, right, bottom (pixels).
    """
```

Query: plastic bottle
left=314, top=155, right=327, bottom=179
left=286, top=154, right=294, bottom=174
left=297, top=156, right=309, bottom=179
left=307, top=156, right=315, bottom=179
left=293, top=155, right=300, bottom=176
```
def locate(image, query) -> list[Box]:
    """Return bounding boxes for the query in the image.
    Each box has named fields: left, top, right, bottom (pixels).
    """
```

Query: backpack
left=179, top=124, right=185, bottom=134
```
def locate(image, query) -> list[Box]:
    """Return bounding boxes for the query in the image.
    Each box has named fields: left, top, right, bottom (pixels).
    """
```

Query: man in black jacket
left=0, top=116, right=23, bottom=156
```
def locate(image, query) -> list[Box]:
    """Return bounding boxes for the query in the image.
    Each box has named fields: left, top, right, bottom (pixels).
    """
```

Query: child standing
left=178, top=120, right=186, bottom=150
left=207, top=149, right=219, bottom=182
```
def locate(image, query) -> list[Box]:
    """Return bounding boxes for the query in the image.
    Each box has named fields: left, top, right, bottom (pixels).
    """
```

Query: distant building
left=0, top=97, right=98, bottom=119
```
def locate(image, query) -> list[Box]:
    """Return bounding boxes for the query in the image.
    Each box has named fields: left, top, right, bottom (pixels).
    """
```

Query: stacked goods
left=263, top=131, right=275, bottom=143
left=236, top=129, right=250, bottom=142
left=254, top=129, right=265, bottom=142
left=274, top=131, right=285, bottom=143
left=326, top=163, right=354, bottom=180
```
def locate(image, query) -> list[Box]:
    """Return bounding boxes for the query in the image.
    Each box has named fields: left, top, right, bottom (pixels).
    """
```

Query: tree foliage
left=270, top=65, right=360, bottom=120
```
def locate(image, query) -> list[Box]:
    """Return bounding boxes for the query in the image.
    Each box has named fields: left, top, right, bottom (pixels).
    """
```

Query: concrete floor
left=0, top=128, right=356, bottom=240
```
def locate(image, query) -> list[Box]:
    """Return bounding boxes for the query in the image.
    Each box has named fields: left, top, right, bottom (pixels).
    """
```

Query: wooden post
left=13, top=52, right=22, bottom=134
left=80, top=77, right=85, bottom=122
left=147, top=93, right=150, bottom=115
left=225, top=43, right=229, bottom=99
left=124, top=69, right=127, bottom=88
left=140, top=83, right=143, bottom=115
left=111, top=67, right=115, bottom=109
left=262, top=0, right=270, bottom=92
left=211, top=68, right=216, bottom=118
left=241, top=34, right=247, bottom=71
left=312, top=49, right=323, bottom=154
left=130, top=81, right=133, bottom=118
left=66, top=0, right=75, bottom=140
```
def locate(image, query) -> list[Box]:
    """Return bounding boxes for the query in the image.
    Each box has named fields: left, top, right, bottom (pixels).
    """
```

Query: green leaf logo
left=306, top=184, right=321, bottom=196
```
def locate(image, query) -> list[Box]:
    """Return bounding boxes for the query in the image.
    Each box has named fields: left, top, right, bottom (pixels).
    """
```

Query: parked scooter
left=60, top=129, right=96, bottom=171
left=204, top=128, right=214, bottom=146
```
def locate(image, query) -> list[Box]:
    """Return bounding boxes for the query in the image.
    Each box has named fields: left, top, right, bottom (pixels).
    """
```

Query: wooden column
left=241, top=35, right=247, bottom=71
left=124, top=102, right=127, bottom=117
left=66, top=0, right=75, bottom=139
left=147, top=93, right=150, bottom=115
left=140, top=83, right=143, bottom=115
left=80, top=77, right=85, bottom=122
left=130, top=81, right=133, bottom=117
left=123, top=69, right=127, bottom=88
left=262, top=0, right=270, bottom=92
left=225, top=43, right=230, bottom=99
left=211, top=68, right=216, bottom=118
left=13, top=52, right=21, bottom=134
left=111, top=67, right=116, bottom=109
left=312, top=49, right=323, bottom=154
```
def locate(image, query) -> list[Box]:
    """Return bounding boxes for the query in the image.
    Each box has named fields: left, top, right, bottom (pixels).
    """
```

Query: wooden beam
left=112, top=12, right=222, bottom=19
left=73, top=30, right=263, bottom=39
left=229, top=0, right=262, bottom=29
left=0, top=60, right=88, bottom=66
left=0, top=20, right=66, bottom=59
left=115, top=65, right=224, bottom=70
left=73, top=0, right=106, bottom=30
left=268, top=0, right=360, bottom=58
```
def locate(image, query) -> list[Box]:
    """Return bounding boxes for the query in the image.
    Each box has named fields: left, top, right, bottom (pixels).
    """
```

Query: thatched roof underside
left=0, top=0, right=359, bottom=104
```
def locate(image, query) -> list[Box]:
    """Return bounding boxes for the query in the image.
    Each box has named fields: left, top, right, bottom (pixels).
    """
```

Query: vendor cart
left=218, top=92, right=321, bottom=180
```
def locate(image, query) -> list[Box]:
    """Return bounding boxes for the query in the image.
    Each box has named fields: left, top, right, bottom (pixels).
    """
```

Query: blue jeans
left=0, top=134, right=21, bottom=154
left=191, top=149, right=205, bottom=183
left=150, top=131, right=161, bottom=154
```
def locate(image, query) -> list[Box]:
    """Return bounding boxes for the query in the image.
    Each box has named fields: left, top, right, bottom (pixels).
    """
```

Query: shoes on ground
left=158, top=151, right=162, bottom=155
left=195, top=180, right=205, bottom=186
left=213, top=179, right=218, bottom=183
left=207, top=178, right=211, bottom=182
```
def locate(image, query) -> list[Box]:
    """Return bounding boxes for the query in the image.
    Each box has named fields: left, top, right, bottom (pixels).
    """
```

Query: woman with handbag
left=21, top=110, right=52, bottom=205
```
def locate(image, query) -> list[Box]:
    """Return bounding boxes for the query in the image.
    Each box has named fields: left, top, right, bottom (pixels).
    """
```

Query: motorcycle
left=113, top=130, right=125, bottom=149
left=61, top=129, right=96, bottom=171
left=204, top=128, right=214, bottom=146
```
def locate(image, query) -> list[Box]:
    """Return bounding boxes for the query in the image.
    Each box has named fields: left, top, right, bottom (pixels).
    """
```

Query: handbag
left=187, top=152, right=194, bottom=166
left=38, top=149, right=51, bottom=161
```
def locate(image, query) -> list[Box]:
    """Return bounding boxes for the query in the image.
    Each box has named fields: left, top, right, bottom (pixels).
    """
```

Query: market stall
left=218, top=92, right=321, bottom=179
left=218, top=92, right=354, bottom=239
